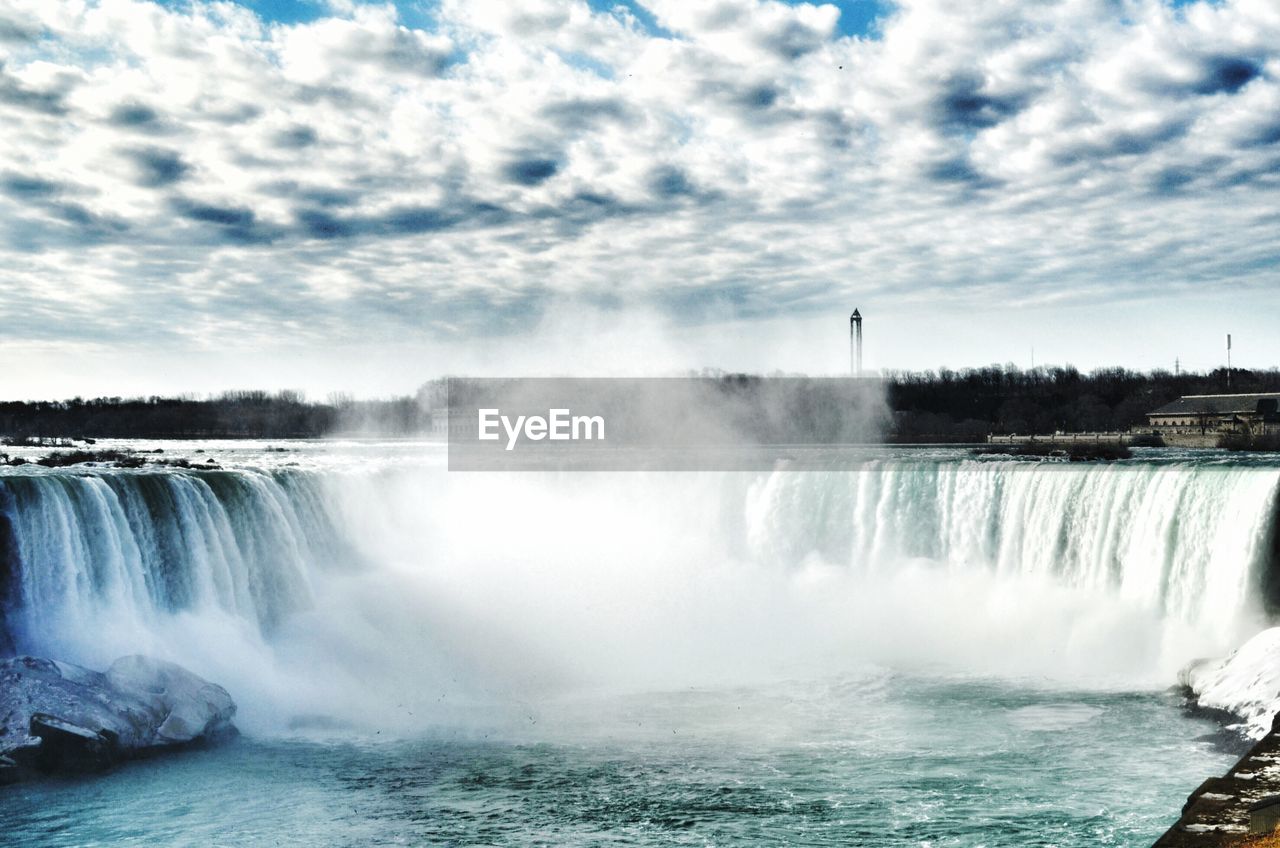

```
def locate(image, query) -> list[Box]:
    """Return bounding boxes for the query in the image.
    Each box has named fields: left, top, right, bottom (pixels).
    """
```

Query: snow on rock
left=1180, top=627, right=1280, bottom=739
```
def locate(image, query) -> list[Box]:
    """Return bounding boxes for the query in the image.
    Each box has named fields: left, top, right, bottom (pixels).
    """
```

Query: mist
left=9, top=457, right=1266, bottom=739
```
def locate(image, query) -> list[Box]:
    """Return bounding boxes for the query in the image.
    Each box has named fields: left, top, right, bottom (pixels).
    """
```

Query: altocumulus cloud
left=0, top=0, right=1278, bottom=351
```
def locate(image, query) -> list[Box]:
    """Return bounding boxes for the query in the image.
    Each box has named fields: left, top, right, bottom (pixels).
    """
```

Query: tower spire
left=850, top=309, right=863, bottom=377
left=1227, top=334, right=1232, bottom=389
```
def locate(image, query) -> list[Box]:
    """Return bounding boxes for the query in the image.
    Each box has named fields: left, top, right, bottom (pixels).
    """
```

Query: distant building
left=1146, top=393, right=1280, bottom=436
left=430, top=408, right=449, bottom=438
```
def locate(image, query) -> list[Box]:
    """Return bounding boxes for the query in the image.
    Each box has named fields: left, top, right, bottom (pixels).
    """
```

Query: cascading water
left=1, top=452, right=1278, bottom=733
left=0, top=471, right=347, bottom=649
left=743, top=462, right=1280, bottom=639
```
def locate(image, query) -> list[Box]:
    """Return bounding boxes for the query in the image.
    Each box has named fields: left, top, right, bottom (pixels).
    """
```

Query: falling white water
left=1, top=451, right=1277, bottom=733
left=742, top=462, right=1278, bottom=634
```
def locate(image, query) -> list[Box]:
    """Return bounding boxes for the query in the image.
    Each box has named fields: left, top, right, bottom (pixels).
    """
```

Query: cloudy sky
left=1, top=0, right=1278, bottom=398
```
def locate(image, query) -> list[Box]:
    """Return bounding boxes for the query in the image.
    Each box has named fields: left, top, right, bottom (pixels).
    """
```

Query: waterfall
left=742, top=462, right=1280, bottom=638
left=0, top=457, right=1276, bottom=730
left=0, top=470, right=354, bottom=666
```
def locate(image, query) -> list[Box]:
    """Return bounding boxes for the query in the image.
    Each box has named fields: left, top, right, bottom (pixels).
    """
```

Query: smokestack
left=850, top=309, right=863, bottom=377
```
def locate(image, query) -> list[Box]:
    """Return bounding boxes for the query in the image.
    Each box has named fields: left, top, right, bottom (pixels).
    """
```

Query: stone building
left=1146, top=393, right=1280, bottom=436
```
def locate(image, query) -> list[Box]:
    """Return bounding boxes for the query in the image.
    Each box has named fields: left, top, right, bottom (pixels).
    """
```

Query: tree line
left=1, top=367, right=1277, bottom=442
left=886, top=365, right=1280, bottom=441
left=0, top=390, right=429, bottom=440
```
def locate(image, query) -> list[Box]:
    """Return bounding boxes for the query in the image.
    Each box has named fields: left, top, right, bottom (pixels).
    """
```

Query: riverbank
left=1154, top=631, right=1280, bottom=845
left=1152, top=711, right=1280, bottom=846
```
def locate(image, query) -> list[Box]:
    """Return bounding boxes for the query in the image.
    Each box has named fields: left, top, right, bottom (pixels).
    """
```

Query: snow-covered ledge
left=1180, top=627, right=1280, bottom=739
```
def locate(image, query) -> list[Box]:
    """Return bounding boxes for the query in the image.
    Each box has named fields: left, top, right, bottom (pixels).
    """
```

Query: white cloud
left=0, top=0, right=1278, bottom=393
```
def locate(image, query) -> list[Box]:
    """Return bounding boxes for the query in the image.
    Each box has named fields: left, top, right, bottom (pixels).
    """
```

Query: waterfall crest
left=0, top=471, right=352, bottom=660
left=1, top=457, right=1276, bottom=729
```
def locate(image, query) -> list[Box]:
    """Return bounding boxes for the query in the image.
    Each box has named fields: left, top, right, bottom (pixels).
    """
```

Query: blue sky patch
left=584, top=0, right=676, bottom=38
left=781, top=0, right=891, bottom=38
left=154, top=0, right=892, bottom=39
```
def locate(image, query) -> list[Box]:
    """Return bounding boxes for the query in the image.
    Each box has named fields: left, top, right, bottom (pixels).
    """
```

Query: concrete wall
left=1159, top=434, right=1221, bottom=448
left=986, top=433, right=1136, bottom=445
left=986, top=432, right=1228, bottom=449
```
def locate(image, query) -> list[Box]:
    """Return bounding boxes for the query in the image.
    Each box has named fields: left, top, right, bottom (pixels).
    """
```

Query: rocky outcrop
left=0, top=655, right=236, bottom=783
left=1152, top=711, right=1280, bottom=846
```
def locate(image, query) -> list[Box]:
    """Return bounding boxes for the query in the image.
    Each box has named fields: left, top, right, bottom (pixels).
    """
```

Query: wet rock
left=1152, top=715, right=1280, bottom=845
left=104, top=655, right=236, bottom=746
left=0, top=655, right=236, bottom=781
